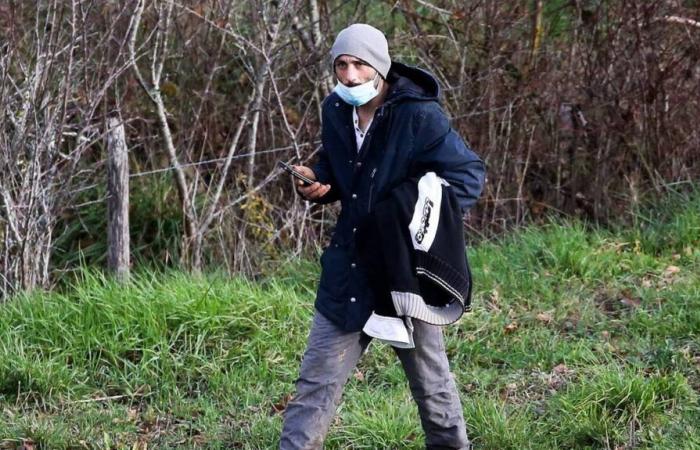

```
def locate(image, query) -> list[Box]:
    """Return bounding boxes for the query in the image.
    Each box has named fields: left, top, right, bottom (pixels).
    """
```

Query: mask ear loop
left=372, top=72, right=381, bottom=90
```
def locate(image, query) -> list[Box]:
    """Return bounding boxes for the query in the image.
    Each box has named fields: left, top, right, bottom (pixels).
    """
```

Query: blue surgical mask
left=333, top=74, right=380, bottom=106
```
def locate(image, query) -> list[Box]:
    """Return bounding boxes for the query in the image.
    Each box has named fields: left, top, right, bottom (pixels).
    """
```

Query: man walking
left=280, top=23, right=485, bottom=449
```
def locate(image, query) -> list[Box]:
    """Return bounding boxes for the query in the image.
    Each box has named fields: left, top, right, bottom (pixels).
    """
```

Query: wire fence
left=68, top=140, right=321, bottom=200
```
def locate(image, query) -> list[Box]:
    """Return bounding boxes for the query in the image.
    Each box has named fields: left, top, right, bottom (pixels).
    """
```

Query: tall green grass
left=1, top=191, right=698, bottom=449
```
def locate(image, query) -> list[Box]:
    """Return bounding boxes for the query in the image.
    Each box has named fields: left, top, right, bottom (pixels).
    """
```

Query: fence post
left=106, top=117, right=130, bottom=281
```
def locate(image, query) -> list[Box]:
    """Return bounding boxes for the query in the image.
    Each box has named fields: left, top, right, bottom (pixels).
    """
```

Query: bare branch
left=660, top=15, right=700, bottom=28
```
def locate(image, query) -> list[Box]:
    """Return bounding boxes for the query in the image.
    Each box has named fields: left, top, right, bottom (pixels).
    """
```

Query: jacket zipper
left=368, top=168, right=377, bottom=212
left=361, top=107, right=384, bottom=212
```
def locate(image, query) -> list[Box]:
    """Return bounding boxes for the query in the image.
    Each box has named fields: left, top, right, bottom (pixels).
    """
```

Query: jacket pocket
left=318, top=244, right=350, bottom=300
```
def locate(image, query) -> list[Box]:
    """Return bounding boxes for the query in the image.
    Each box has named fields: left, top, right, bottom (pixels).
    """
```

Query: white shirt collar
left=352, top=106, right=373, bottom=152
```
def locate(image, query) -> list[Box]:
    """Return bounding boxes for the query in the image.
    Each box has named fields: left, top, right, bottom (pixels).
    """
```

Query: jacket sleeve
left=410, top=104, right=486, bottom=213
left=309, top=144, right=341, bottom=205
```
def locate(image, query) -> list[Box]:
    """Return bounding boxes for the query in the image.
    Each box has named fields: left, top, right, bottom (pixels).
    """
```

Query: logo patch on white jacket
left=414, top=198, right=434, bottom=244
left=409, top=172, right=448, bottom=251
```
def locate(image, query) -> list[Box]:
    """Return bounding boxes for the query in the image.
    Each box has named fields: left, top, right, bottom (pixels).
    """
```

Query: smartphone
left=278, top=161, right=315, bottom=186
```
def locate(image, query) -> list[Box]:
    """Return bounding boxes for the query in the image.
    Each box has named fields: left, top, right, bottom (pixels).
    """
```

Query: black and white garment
left=357, top=172, right=472, bottom=348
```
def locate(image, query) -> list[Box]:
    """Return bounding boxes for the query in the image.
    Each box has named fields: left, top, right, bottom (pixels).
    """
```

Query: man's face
left=334, top=55, right=378, bottom=87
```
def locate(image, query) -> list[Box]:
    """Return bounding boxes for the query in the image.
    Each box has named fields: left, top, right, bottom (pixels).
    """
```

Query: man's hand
left=293, top=165, right=331, bottom=200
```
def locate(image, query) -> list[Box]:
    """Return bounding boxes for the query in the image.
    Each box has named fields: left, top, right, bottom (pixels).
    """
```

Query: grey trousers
left=280, top=310, right=470, bottom=449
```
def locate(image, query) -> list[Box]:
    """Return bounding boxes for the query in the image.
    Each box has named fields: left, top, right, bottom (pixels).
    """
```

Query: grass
left=1, top=191, right=699, bottom=449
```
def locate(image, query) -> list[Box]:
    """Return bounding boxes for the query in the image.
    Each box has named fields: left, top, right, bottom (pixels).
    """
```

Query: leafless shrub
left=1, top=0, right=698, bottom=293
left=0, top=0, right=134, bottom=298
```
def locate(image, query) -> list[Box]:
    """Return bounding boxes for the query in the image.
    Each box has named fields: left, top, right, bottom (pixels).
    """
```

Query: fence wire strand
left=68, top=141, right=320, bottom=197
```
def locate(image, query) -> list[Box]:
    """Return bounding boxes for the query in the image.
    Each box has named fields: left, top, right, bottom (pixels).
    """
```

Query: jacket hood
left=384, top=62, right=440, bottom=104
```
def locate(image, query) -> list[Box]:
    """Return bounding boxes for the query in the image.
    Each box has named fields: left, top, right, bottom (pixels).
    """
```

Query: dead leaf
left=353, top=370, right=365, bottom=382
left=504, top=322, right=519, bottom=334
left=284, top=107, right=301, bottom=127
left=536, top=312, right=553, bottom=323
left=553, top=363, right=572, bottom=375
left=663, top=265, right=681, bottom=277
left=500, top=382, right=518, bottom=400
left=451, top=9, right=467, bottom=21
left=619, top=293, right=641, bottom=308
left=270, top=393, right=293, bottom=415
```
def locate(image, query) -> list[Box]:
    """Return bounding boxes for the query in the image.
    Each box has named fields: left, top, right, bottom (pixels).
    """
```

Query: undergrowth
left=1, top=191, right=698, bottom=449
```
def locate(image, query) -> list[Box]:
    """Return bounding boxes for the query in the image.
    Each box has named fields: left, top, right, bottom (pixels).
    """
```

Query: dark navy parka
left=311, top=62, right=486, bottom=331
